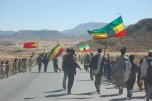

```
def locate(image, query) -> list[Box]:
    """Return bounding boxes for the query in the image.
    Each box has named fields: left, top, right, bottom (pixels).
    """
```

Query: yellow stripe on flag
left=113, top=23, right=124, bottom=33
left=92, top=34, right=108, bottom=39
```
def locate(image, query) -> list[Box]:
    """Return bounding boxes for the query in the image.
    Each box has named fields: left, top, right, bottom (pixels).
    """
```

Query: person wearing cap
left=141, top=50, right=152, bottom=101
left=114, top=47, right=128, bottom=94
left=90, top=48, right=107, bottom=94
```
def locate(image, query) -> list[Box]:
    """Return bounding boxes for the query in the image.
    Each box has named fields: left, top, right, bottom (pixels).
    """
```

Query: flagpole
left=104, top=40, right=107, bottom=56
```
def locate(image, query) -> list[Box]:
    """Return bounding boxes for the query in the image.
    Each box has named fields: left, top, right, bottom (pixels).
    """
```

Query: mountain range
left=0, top=18, right=152, bottom=42
left=0, top=22, right=107, bottom=40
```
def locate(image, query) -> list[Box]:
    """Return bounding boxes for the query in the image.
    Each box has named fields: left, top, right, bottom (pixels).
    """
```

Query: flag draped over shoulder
left=48, top=43, right=64, bottom=60
left=88, top=16, right=126, bottom=40
left=23, top=41, right=38, bottom=48
left=79, top=44, right=90, bottom=52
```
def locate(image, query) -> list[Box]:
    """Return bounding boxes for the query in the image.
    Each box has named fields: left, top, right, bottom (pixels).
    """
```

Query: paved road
left=0, top=61, right=146, bottom=101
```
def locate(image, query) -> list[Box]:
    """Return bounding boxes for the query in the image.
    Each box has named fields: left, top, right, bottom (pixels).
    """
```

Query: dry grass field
left=0, top=40, right=149, bottom=63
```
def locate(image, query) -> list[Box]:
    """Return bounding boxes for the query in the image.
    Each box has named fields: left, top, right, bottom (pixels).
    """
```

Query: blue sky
left=0, top=0, right=152, bottom=31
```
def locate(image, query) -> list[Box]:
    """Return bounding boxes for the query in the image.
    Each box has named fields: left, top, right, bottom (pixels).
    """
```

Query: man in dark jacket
left=62, top=48, right=70, bottom=89
left=43, top=53, right=49, bottom=72
left=64, top=48, right=81, bottom=94
left=37, top=54, right=43, bottom=72
left=90, top=48, right=106, bottom=94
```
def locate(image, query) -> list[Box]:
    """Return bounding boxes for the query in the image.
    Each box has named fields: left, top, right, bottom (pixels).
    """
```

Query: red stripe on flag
left=113, top=30, right=126, bottom=37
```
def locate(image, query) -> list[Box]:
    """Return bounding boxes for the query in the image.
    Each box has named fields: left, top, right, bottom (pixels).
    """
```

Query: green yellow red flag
left=48, top=43, right=64, bottom=60
left=88, top=16, right=126, bottom=40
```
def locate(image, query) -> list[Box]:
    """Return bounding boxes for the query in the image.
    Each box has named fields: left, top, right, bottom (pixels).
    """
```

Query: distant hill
left=0, top=30, right=15, bottom=35
left=0, top=30, right=68, bottom=40
left=14, top=30, right=68, bottom=40
left=126, top=18, right=152, bottom=39
left=62, top=22, right=107, bottom=36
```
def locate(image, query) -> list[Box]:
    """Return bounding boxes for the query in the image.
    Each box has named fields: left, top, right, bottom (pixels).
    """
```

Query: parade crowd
left=0, top=47, right=152, bottom=101
left=59, top=47, right=152, bottom=101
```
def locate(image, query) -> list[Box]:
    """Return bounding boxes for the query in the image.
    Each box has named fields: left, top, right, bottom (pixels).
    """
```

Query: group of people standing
left=0, top=56, right=33, bottom=79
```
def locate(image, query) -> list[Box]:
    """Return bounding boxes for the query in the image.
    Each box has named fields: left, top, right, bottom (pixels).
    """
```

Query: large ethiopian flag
left=48, top=43, right=64, bottom=60
left=88, top=16, right=126, bottom=40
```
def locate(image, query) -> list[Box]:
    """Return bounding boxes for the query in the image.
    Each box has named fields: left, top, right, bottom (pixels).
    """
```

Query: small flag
left=88, top=16, right=126, bottom=40
left=79, top=44, right=90, bottom=52
left=48, top=43, right=64, bottom=60
left=41, top=49, right=49, bottom=55
left=23, top=41, right=38, bottom=48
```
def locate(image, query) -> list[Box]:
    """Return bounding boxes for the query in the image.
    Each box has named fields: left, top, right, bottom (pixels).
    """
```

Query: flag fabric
left=48, top=43, right=64, bottom=60
left=88, top=16, right=126, bottom=40
left=23, top=41, right=38, bottom=48
left=41, top=49, right=49, bottom=54
left=79, top=44, right=90, bottom=52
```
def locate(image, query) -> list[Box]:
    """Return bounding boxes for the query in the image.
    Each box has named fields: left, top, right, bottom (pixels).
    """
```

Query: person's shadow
left=44, top=89, right=65, bottom=93
left=45, top=93, right=67, bottom=98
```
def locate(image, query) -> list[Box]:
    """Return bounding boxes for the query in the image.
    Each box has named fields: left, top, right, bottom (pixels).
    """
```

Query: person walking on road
left=5, top=60, right=10, bottom=78
left=64, top=48, right=81, bottom=94
left=125, top=55, right=137, bottom=100
left=43, top=53, right=50, bottom=72
left=90, top=48, right=106, bottom=94
left=114, top=47, right=128, bottom=94
left=90, top=53, right=94, bottom=80
left=62, top=48, right=70, bottom=89
left=37, top=54, right=43, bottom=72
left=53, top=58, right=61, bottom=72
left=28, top=56, right=33, bottom=71
left=141, top=50, right=152, bottom=101
left=84, top=54, right=91, bottom=72
left=0, top=61, right=4, bottom=79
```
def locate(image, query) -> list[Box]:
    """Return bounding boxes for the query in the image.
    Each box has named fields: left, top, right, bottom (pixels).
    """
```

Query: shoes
left=119, top=88, right=123, bottom=94
left=96, top=89, right=100, bottom=94
left=67, top=90, right=71, bottom=94
left=127, top=90, right=133, bottom=100
left=63, top=85, right=66, bottom=89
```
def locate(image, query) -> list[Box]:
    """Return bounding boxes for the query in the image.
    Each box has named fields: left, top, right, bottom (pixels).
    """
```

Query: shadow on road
left=109, top=97, right=127, bottom=101
left=77, top=79, right=92, bottom=81
left=132, top=95, right=145, bottom=99
left=75, top=91, right=96, bottom=95
left=109, top=95, right=145, bottom=101
left=45, top=93, right=67, bottom=98
left=100, top=93, right=118, bottom=97
left=44, top=89, right=65, bottom=93
left=31, top=72, right=55, bottom=73
left=55, top=97, right=96, bottom=100
left=24, top=97, right=38, bottom=100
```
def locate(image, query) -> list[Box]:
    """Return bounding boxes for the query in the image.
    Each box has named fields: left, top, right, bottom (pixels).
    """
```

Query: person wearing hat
left=141, top=50, right=152, bottom=101
left=114, top=47, right=128, bottom=94
left=90, top=48, right=107, bottom=94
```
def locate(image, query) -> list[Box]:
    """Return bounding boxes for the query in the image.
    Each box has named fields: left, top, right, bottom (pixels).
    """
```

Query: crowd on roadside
left=0, top=56, right=34, bottom=79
